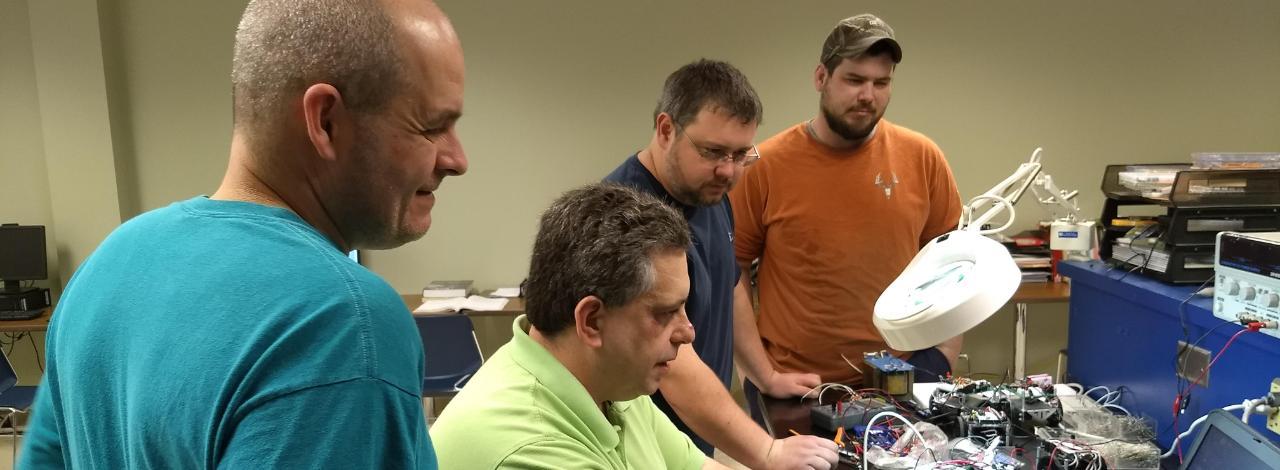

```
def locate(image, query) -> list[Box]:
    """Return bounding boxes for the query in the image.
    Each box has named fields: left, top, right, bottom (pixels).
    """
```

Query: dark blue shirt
left=604, top=154, right=741, bottom=456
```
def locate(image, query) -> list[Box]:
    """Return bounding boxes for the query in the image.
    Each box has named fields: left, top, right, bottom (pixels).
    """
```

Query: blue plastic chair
left=0, top=349, right=36, bottom=464
left=415, top=313, right=483, bottom=423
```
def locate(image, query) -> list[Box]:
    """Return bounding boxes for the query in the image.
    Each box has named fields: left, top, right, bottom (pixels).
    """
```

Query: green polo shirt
left=430, top=315, right=705, bottom=470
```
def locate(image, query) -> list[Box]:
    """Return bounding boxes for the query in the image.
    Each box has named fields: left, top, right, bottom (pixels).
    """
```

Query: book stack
left=1006, top=231, right=1053, bottom=283
left=422, top=280, right=474, bottom=299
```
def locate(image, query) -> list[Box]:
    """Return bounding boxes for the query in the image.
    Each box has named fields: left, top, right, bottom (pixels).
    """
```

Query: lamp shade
left=874, top=230, right=1020, bottom=351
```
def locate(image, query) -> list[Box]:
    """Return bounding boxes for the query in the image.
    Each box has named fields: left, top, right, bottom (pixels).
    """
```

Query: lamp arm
left=960, top=148, right=1044, bottom=233
left=1030, top=173, right=1081, bottom=222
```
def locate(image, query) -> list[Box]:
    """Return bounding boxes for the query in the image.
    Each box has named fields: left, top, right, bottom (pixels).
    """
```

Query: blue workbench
left=1060, top=260, right=1279, bottom=449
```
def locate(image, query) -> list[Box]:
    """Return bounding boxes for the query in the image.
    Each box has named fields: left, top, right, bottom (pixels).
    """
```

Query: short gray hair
left=231, top=0, right=403, bottom=127
left=525, top=184, right=691, bottom=336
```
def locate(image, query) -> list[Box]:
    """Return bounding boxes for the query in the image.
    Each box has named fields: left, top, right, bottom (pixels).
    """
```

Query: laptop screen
left=1182, top=409, right=1280, bottom=470
left=1186, top=426, right=1261, bottom=470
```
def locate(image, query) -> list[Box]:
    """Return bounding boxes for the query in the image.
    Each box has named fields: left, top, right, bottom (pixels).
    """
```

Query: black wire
left=1168, top=277, right=1217, bottom=430
left=1118, top=233, right=1162, bottom=281
left=5, top=332, right=23, bottom=356
left=30, top=332, right=42, bottom=372
left=912, top=363, right=945, bottom=382
left=1109, top=224, right=1160, bottom=276
left=1106, top=252, right=1145, bottom=275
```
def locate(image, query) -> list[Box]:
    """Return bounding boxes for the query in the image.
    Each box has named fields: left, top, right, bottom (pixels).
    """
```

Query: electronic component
left=1038, top=438, right=1106, bottom=470
left=0, top=287, right=49, bottom=312
left=1215, top=232, right=1280, bottom=340
left=809, top=396, right=896, bottom=432
left=929, top=378, right=1062, bottom=441
left=852, top=424, right=899, bottom=450
left=958, top=406, right=1011, bottom=442
left=863, top=351, right=915, bottom=396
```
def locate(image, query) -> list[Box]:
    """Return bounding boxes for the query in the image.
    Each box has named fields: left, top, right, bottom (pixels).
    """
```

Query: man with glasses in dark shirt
left=603, top=59, right=838, bottom=470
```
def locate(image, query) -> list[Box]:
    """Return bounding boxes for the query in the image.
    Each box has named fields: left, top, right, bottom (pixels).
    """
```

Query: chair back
left=415, top=313, right=484, bottom=396
left=0, top=350, right=17, bottom=395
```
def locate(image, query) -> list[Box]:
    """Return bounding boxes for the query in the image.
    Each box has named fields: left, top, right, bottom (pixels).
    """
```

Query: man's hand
left=763, top=435, right=839, bottom=470
left=760, top=369, right=822, bottom=398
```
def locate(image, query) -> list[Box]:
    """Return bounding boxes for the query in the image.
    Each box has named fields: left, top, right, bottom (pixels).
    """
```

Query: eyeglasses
left=681, top=130, right=762, bottom=167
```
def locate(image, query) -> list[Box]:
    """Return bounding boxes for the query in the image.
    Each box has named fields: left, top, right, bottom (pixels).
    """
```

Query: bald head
left=221, top=0, right=467, bottom=251
left=231, top=0, right=449, bottom=135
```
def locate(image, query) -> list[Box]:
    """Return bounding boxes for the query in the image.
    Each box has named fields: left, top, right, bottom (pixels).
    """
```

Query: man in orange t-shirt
left=728, top=14, right=964, bottom=405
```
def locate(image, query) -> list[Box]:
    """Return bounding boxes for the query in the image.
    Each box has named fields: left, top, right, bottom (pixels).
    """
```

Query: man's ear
left=573, top=296, right=607, bottom=349
left=301, top=83, right=350, bottom=161
left=654, top=112, right=677, bottom=151
left=814, top=63, right=829, bottom=92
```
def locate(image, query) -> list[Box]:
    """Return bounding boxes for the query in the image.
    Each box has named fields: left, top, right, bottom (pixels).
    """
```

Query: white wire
left=1159, top=404, right=1246, bottom=458
left=1241, top=399, right=1270, bottom=424
left=1101, top=403, right=1131, bottom=416
left=862, top=411, right=924, bottom=470
left=802, top=383, right=855, bottom=403
left=1083, top=386, right=1110, bottom=399
left=1096, top=390, right=1122, bottom=405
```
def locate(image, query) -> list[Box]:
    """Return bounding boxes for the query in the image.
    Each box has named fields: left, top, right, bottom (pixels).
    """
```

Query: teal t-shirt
left=19, top=197, right=435, bottom=469
left=430, top=315, right=705, bottom=470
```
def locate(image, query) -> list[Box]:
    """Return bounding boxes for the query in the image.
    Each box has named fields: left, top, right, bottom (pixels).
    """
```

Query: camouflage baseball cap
left=820, top=14, right=902, bottom=65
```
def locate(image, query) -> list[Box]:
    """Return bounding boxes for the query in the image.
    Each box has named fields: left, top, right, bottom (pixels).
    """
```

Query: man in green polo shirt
left=431, top=184, right=730, bottom=469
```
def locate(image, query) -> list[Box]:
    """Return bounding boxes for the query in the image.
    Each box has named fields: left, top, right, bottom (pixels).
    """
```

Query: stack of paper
left=488, top=287, right=522, bottom=298
left=414, top=295, right=509, bottom=314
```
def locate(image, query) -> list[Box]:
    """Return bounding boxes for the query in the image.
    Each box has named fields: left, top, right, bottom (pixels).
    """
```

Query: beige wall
left=0, top=0, right=52, bottom=385
left=3, top=0, right=1279, bottom=382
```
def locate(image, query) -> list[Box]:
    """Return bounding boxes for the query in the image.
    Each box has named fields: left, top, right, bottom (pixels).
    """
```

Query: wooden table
left=0, top=307, right=51, bottom=332
left=1009, top=282, right=1071, bottom=379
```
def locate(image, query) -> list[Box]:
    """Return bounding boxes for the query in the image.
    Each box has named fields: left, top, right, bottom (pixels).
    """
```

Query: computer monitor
left=0, top=224, right=47, bottom=293
left=1181, top=409, right=1280, bottom=470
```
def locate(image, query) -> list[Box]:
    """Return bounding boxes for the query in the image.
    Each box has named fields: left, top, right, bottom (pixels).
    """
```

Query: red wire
left=1174, top=327, right=1255, bottom=463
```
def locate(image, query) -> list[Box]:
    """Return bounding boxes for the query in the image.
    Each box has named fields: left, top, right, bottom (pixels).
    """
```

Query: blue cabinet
left=1061, top=260, right=1279, bottom=449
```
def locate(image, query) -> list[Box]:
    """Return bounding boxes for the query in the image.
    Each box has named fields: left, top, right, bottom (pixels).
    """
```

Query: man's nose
left=436, top=129, right=468, bottom=176
left=671, top=310, right=695, bottom=345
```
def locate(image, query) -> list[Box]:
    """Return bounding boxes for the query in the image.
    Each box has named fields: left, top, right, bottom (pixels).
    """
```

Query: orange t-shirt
left=729, top=120, right=963, bottom=384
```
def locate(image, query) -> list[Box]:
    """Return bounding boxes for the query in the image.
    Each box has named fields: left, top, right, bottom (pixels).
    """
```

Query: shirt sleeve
left=216, top=378, right=435, bottom=469
left=729, top=163, right=768, bottom=268
left=17, top=376, right=67, bottom=469
left=919, top=147, right=964, bottom=246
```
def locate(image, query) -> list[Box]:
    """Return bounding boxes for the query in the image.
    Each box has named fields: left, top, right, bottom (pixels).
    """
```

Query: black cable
left=1168, top=277, right=1217, bottom=430
left=1118, top=232, right=1162, bottom=281
left=1109, top=224, right=1160, bottom=276
left=30, top=332, right=42, bottom=372
left=1106, top=252, right=1145, bottom=275
left=5, top=332, right=22, bottom=356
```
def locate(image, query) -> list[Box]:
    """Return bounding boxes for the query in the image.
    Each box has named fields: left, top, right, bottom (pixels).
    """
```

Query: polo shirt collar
left=508, top=315, right=621, bottom=451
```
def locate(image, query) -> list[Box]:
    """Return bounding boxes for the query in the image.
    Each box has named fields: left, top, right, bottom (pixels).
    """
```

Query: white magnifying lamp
left=873, top=148, right=1046, bottom=351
